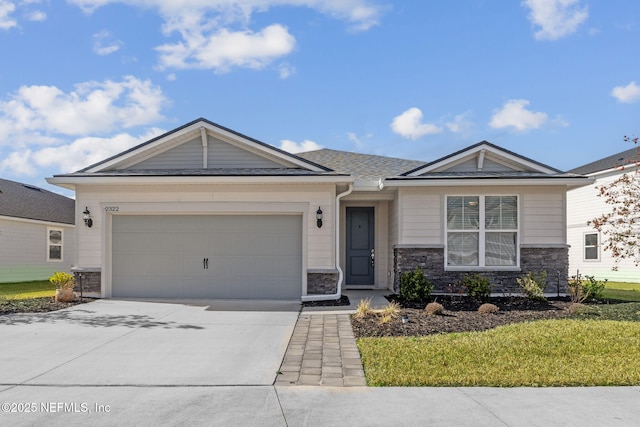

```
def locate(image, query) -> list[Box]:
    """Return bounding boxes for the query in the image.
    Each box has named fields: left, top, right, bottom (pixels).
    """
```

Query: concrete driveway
left=0, top=299, right=300, bottom=386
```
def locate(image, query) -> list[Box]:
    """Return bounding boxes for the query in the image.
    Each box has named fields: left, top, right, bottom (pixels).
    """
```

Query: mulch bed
left=351, top=296, right=574, bottom=338
left=302, top=295, right=351, bottom=307
left=0, top=297, right=89, bottom=315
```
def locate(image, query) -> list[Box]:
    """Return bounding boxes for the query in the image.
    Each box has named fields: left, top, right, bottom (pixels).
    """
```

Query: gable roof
left=79, top=118, right=331, bottom=174
left=569, top=146, right=640, bottom=175
left=403, top=141, right=562, bottom=176
left=297, top=149, right=425, bottom=181
left=0, top=178, right=75, bottom=224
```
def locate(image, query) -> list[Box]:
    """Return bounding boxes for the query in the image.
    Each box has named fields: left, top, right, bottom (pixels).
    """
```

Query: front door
left=346, top=207, right=375, bottom=286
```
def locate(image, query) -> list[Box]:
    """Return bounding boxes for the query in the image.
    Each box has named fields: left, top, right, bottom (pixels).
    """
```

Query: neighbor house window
left=47, top=228, right=63, bottom=262
left=446, top=195, right=518, bottom=268
left=584, top=233, right=599, bottom=261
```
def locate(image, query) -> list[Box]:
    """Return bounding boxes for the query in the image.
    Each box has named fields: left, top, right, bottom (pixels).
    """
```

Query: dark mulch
left=302, top=295, right=350, bottom=307
left=0, top=297, right=89, bottom=315
left=351, top=295, right=574, bottom=338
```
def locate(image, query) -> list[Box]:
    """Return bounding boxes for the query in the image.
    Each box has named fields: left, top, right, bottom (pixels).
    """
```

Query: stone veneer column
left=307, top=269, right=339, bottom=295
left=70, top=267, right=101, bottom=296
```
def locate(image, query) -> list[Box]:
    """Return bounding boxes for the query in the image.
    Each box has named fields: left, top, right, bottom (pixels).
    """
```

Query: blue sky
left=0, top=0, right=639, bottom=195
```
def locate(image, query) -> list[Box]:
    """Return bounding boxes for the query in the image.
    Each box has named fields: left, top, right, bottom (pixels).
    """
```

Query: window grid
left=446, top=195, right=519, bottom=268
left=47, top=227, right=63, bottom=262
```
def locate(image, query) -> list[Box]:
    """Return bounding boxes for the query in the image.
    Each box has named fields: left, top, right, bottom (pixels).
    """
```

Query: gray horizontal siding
left=131, top=138, right=203, bottom=169
left=207, top=136, right=283, bottom=168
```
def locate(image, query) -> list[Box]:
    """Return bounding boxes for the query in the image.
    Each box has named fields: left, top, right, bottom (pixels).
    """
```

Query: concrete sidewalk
left=1, top=385, right=639, bottom=426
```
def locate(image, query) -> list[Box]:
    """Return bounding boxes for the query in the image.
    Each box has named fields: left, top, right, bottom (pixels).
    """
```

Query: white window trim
left=583, top=232, right=600, bottom=262
left=46, top=227, right=63, bottom=262
left=445, top=194, right=520, bottom=271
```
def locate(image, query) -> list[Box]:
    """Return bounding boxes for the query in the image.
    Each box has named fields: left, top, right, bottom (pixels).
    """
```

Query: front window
left=47, top=228, right=63, bottom=262
left=446, top=195, right=518, bottom=267
left=584, top=233, right=599, bottom=261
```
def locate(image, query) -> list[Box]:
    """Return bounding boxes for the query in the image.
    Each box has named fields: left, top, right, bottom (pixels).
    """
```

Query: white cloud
left=156, top=24, right=296, bottom=72
left=93, top=30, right=123, bottom=55
left=68, top=1, right=383, bottom=72
left=391, top=107, right=442, bottom=140
left=279, top=139, right=322, bottom=153
left=1, top=128, right=165, bottom=176
left=0, top=0, right=17, bottom=29
left=0, top=75, right=168, bottom=143
left=0, top=149, right=36, bottom=176
left=278, top=62, right=295, bottom=79
left=611, top=81, right=640, bottom=104
left=489, top=99, right=548, bottom=131
left=25, top=10, right=46, bottom=22
left=445, top=112, right=473, bottom=135
left=522, top=0, right=588, bottom=40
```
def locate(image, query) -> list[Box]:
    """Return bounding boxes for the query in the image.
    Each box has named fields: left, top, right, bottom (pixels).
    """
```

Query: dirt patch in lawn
left=351, top=296, right=574, bottom=338
left=0, top=297, right=89, bottom=315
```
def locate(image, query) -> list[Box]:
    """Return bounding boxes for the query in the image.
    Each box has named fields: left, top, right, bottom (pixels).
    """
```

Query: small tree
left=589, top=136, right=640, bottom=267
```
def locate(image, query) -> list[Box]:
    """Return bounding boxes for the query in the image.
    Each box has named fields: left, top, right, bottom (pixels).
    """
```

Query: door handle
left=203, top=258, right=209, bottom=269
left=370, top=249, right=375, bottom=268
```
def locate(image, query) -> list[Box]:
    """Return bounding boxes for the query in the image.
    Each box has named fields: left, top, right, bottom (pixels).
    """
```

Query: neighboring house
left=0, top=178, right=75, bottom=283
left=567, top=147, right=640, bottom=282
left=47, top=118, right=589, bottom=300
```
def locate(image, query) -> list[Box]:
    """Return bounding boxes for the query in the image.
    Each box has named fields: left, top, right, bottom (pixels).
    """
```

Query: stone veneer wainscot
left=393, top=245, right=569, bottom=295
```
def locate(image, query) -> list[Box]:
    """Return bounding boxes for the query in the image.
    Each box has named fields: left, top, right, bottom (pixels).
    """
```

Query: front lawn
left=602, top=281, right=640, bottom=302
left=0, top=280, right=56, bottom=299
left=358, top=318, right=640, bottom=386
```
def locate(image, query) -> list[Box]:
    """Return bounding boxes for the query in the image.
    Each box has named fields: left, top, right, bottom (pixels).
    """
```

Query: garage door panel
left=112, top=215, right=302, bottom=299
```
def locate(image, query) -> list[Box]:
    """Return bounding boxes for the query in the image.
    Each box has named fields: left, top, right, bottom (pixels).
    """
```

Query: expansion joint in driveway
left=275, top=313, right=366, bottom=387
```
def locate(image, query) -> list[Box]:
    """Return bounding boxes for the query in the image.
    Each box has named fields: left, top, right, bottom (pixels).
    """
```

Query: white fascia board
left=86, top=120, right=327, bottom=173
left=385, top=177, right=593, bottom=187
left=46, top=175, right=354, bottom=186
left=408, top=144, right=558, bottom=176
left=588, top=163, right=639, bottom=179
left=0, top=214, right=75, bottom=228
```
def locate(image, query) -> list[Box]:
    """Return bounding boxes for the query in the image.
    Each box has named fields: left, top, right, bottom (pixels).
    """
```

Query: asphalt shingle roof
left=0, top=178, right=75, bottom=224
left=569, top=147, right=640, bottom=175
left=297, top=149, right=426, bottom=181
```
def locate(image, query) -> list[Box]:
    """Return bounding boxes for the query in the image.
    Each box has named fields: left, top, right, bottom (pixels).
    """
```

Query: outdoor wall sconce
left=316, top=207, right=323, bottom=228
left=82, top=207, right=93, bottom=228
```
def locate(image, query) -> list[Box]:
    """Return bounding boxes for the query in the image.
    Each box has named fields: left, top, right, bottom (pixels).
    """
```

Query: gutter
left=301, top=183, right=354, bottom=302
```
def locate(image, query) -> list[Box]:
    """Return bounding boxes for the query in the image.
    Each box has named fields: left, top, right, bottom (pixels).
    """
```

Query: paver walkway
left=275, top=313, right=366, bottom=387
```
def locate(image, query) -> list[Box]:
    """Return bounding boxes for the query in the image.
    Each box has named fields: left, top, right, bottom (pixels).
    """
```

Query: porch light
left=316, top=207, right=323, bottom=228
left=82, top=207, right=93, bottom=228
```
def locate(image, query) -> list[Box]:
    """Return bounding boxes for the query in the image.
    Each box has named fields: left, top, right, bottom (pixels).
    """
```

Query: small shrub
left=478, top=303, right=499, bottom=314
left=48, top=272, right=74, bottom=290
left=516, top=271, right=547, bottom=301
left=425, top=302, right=444, bottom=315
left=583, top=275, right=607, bottom=301
left=380, top=301, right=401, bottom=319
left=399, top=267, right=434, bottom=302
left=355, top=298, right=372, bottom=319
left=460, top=274, right=492, bottom=302
left=567, top=273, right=608, bottom=303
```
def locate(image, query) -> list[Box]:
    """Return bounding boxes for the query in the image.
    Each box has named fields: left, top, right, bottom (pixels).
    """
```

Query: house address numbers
left=104, top=206, right=119, bottom=212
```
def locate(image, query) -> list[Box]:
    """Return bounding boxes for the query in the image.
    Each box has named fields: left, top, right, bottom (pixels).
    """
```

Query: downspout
left=302, top=183, right=354, bottom=302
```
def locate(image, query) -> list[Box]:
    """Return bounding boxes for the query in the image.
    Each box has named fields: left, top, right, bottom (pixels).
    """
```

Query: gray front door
left=346, top=207, right=374, bottom=286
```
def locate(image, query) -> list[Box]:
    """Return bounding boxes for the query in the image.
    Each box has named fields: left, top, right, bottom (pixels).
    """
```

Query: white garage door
left=111, top=215, right=302, bottom=299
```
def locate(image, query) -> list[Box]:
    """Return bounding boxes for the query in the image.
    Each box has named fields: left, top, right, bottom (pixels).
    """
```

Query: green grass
left=0, top=280, right=56, bottom=300
left=602, top=281, right=640, bottom=302
left=358, top=319, right=640, bottom=387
